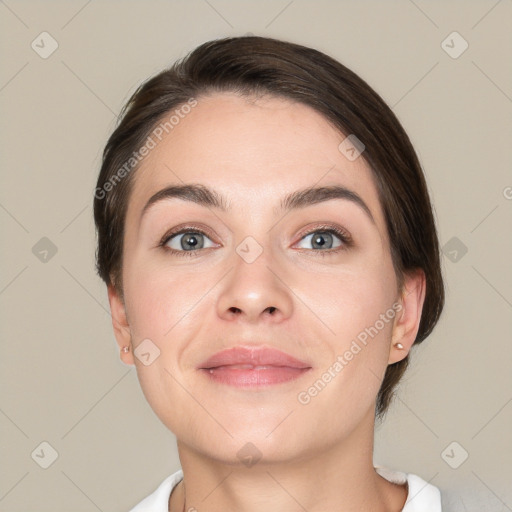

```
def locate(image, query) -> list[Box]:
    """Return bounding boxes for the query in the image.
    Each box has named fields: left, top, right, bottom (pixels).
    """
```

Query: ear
left=388, top=269, right=427, bottom=364
left=107, top=283, right=135, bottom=366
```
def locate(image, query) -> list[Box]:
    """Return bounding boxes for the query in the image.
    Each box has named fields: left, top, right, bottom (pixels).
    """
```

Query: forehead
left=126, top=92, right=386, bottom=235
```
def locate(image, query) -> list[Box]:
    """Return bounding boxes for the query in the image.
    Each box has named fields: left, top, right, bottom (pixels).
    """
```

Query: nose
left=216, top=242, right=294, bottom=324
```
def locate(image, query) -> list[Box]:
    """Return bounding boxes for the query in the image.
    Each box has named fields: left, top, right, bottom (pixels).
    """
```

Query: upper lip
left=198, top=345, right=311, bottom=369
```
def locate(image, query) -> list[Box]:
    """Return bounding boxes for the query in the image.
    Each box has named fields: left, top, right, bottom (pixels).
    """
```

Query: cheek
left=294, top=257, right=396, bottom=346
left=123, top=259, right=208, bottom=431
left=289, top=258, right=398, bottom=418
left=294, top=270, right=397, bottom=430
left=123, top=255, right=206, bottom=342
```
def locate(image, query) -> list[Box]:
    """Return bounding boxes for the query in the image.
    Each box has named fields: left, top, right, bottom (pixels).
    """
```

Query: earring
left=121, top=346, right=130, bottom=353
left=395, top=343, right=404, bottom=350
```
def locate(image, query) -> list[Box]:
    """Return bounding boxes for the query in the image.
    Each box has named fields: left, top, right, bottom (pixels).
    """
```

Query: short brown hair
left=94, top=36, right=444, bottom=420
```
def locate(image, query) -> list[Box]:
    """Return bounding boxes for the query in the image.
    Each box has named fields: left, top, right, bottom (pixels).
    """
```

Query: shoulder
left=128, top=469, right=184, bottom=512
left=375, top=465, right=442, bottom=512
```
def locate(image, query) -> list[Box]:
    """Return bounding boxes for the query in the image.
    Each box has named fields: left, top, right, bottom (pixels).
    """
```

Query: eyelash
left=158, top=224, right=353, bottom=258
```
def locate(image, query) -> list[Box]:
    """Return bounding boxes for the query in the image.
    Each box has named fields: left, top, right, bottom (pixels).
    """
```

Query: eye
left=158, top=224, right=352, bottom=258
left=159, top=227, right=217, bottom=257
left=295, top=226, right=352, bottom=253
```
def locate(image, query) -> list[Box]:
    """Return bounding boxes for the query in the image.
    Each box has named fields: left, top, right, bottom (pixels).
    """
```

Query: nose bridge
left=215, top=232, right=293, bottom=322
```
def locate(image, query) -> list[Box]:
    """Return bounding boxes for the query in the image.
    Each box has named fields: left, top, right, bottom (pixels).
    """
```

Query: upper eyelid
left=295, top=224, right=350, bottom=239
left=160, top=223, right=217, bottom=243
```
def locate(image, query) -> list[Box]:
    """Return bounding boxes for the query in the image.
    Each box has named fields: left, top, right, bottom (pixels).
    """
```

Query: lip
left=198, top=345, right=312, bottom=388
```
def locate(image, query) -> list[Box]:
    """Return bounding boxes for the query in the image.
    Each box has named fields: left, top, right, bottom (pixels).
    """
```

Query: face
left=110, top=92, right=419, bottom=464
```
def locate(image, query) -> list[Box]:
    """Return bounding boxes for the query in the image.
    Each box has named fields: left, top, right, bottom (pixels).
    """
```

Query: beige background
left=1, top=0, right=511, bottom=510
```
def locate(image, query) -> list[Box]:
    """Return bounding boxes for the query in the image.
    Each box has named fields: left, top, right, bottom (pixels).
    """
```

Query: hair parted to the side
left=93, top=35, right=444, bottom=420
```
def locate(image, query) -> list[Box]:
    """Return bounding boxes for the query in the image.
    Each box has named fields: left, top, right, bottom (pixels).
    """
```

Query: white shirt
left=128, top=466, right=442, bottom=511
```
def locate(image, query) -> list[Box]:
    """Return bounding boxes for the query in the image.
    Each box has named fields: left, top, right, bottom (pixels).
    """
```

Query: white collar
left=129, top=466, right=442, bottom=511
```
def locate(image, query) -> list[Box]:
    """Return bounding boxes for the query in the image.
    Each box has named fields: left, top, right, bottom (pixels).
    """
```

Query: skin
left=108, top=92, right=426, bottom=512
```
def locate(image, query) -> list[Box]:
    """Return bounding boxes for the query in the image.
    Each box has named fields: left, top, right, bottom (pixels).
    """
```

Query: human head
left=94, top=35, right=444, bottom=423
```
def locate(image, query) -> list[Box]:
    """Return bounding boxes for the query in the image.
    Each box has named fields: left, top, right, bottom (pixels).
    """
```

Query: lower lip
left=200, top=366, right=311, bottom=387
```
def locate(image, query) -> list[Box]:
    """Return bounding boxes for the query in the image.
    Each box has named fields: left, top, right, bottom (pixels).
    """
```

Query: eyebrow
left=140, top=183, right=375, bottom=224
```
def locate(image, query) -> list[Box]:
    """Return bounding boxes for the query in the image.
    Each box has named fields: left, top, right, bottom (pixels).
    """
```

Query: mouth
left=198, top=346, right=312, bottom=388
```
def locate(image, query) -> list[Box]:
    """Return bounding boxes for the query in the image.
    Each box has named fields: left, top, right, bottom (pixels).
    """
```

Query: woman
left=94, top=36, right=445, bottom=511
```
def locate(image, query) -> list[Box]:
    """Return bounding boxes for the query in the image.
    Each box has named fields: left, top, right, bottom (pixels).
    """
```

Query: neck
left=169, top=408, right=407, bottom=512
